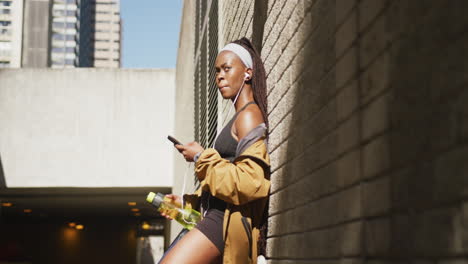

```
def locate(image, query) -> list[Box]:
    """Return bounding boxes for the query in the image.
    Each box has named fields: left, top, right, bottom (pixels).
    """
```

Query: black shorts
left=195, top=208, right=225, bottom=254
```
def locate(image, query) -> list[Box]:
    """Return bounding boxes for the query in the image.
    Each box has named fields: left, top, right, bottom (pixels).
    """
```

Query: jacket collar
left=234, top=123, right=270, bottom=170
left=235, top=123, right=267, bottom=156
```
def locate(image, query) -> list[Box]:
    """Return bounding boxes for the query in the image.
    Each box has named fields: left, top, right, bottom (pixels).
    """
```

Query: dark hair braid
left=232, top=37, right=269, bottom=257
left=232, top=37, right=269, bottom=130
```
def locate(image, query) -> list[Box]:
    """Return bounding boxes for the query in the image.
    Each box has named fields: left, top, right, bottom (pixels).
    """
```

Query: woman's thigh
left=159, top=228, right=222, bottom=264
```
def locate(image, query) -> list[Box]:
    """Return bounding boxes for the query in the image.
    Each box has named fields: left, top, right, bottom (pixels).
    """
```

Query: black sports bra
left=213, top=101, right=256, bottom=162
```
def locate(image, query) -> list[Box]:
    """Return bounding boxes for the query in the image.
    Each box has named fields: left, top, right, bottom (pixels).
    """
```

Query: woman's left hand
left=175, top=141, right=205, bottom=162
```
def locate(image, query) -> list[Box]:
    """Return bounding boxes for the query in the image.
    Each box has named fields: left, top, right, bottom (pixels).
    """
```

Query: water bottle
left=146, top=192, right=201, bottom=230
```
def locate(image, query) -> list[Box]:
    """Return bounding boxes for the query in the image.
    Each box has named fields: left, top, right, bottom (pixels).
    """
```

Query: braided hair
left=231, top=37, right=269, bottom=129
left=231, top=37, right=269, bottom=257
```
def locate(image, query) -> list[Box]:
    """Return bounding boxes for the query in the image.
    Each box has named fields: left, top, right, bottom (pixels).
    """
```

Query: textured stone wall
left=214, top=0, right=468, bottom=262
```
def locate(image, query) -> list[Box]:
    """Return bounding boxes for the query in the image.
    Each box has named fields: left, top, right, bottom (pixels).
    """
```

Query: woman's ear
left=245, top=68, right=253, bottom=81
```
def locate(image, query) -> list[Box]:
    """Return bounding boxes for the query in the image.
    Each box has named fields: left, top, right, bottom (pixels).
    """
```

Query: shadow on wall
left=268, top=0, right=468, bottom=260
left=386, top=1, right=468, bottom=256
left=252, top=0, right=268, bottom=52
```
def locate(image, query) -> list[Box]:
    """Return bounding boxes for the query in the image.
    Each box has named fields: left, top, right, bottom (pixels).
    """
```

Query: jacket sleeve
left=194, top=139, right=270, bottom=206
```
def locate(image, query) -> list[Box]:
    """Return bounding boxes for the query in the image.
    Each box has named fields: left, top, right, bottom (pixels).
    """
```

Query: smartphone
left=167, top=135, right=182, bottom=145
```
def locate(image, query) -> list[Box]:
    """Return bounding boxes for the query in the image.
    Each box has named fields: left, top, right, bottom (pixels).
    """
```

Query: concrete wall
left=0, top=68, right=175, bottom=188
left=182, top=0, right=468, bottom=262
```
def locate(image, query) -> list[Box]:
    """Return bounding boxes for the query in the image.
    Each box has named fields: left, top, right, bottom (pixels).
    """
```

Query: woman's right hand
left=175, top=142, right=205, bottom=162
left=160, top=194, right=182, bottom=220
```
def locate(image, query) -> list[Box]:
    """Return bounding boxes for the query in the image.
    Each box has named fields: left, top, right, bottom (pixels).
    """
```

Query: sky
left=120, top=0, right=183, bottom=69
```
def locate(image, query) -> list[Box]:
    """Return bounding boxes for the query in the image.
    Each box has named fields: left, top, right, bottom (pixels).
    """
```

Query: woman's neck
left=233, top=85, right=254, bottom=111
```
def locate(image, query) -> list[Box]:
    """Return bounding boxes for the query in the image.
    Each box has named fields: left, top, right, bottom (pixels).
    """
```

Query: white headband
left=219, top=43, right=253, bottom=69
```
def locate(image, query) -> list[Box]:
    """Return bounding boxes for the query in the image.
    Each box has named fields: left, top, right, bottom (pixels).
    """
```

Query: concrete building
left=175, top=0, right=468, bottom=262
left=170, top=0, right=196, bottom=241
left=49, top=0, right=122, bottom=68
left=78, top=0, right=95, bottom=67
left=10, top=0, right=121, bottom=68
left=0, top=68, right=176, bottom=263
left=93, top=0, right=121, bottom=68
left=50, top=0, right=80, bottom=68
left=0, top=0, right=23, bottom=68
left=22, top=0, right=51, bottom=67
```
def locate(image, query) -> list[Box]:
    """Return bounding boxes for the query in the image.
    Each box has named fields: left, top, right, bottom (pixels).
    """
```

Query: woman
left=161, top=37, right=270, bottom=264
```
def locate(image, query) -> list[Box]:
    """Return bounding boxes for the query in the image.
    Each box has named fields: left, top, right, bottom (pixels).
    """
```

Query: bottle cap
left=146, top=192, right=165, bottom=208
left=146, top=192, right=156, bottom=203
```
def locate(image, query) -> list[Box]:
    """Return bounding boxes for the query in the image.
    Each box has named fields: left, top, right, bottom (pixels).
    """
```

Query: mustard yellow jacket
left=184, top=124, right=270, bottom=264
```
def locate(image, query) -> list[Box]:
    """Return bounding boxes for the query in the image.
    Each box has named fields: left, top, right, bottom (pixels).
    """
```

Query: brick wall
left=201, top=0, right=468, bottom=262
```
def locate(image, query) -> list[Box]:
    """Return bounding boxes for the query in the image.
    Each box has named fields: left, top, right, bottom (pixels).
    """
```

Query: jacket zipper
left=241, top=216, right=252, bottom=259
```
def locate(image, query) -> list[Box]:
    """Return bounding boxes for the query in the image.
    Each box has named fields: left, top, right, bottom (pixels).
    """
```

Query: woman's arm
left=195, top=139, right=270, bottom=205
left=235, top=104, right=264, bottom=140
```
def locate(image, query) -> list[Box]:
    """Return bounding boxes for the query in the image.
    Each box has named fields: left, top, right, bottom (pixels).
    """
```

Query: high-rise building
left=22, top=0, right=51, bottom=67
left=92, top=0, right=121, bottom=68
left=78, top=0, right=95, bottom=67
left=2, top=0, right=121, bottom=68
left=0, top=0, right=23, bottom=68
left=50, top=0, right=80, bottom=68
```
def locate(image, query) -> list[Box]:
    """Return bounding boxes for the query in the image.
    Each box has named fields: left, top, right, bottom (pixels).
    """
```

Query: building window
left=52, top=47, right=74, bottom=53
left=0, top=28, right=11, bottom=36
left=52, top=47, right=65, bottom=53
left=0, top=9, right=11, bottom=15
left=52, top=22, right=76, bottom=29
left=0, top=61, right=10, bottom=68
left=52, top=34, right=75, bottom=41
left=0, top=21, right=11, bottom=26
left=53, top=33, right=76, bottom=41
left=53, top=9, right=75, bottom=16
left=53, top=9, right=65, bottom=16
left=52, top=34, right=65, bottom=40
left=54, top=0, right=76, bottom=3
